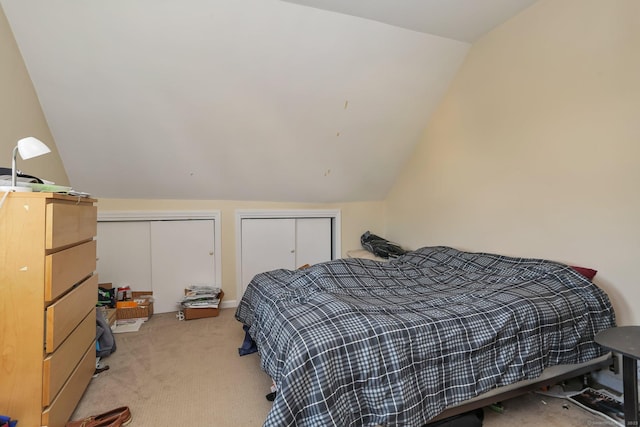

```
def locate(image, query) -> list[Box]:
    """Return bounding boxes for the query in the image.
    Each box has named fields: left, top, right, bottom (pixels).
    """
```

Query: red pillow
left=571, top=266, right=598, bottom=281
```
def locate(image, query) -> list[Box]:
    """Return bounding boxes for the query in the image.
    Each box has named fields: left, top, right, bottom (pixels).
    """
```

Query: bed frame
left=427, top=353, right=614, bottom=423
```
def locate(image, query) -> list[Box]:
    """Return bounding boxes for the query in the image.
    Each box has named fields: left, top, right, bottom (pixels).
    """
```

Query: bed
left=235, top=246, right=616, bottom=426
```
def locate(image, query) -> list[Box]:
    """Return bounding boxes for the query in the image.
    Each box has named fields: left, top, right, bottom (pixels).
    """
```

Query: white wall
left=385, top=0, right=640, bottom=325
left=1, top=0, right=469, bottom=203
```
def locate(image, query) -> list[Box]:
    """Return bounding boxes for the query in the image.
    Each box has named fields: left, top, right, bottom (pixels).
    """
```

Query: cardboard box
left=116, top=301, right=137, bottom=308
left=97, top=306, right=117, bottom=327
left=182, top=290, right=224, bottom=320
left=105, top=308, right=117, bottom=327
left=116, top=291, right=154, bottom=320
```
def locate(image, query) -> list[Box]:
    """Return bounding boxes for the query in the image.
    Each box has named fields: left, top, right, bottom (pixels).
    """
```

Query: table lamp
left=0, top=137, right=51, bottom=192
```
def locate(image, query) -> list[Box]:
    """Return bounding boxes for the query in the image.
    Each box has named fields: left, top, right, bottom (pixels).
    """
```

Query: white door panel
left=151, top=220, right=216, bottom=313
left=296, top=218, right=332, bottom=267
left=241, top=218, right=295, bottom=293
left=96, top=221, right=152, bottom=290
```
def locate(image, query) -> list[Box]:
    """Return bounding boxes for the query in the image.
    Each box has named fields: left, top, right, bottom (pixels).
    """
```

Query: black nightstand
left=595, top=326, right=640, bottom=426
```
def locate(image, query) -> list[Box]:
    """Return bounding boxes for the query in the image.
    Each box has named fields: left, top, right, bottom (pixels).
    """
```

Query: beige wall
left=98, top=198, right=386, bottom=302
left=0, top=6, right=68, bottom=185
left=386, top=0, right=640, bottom=325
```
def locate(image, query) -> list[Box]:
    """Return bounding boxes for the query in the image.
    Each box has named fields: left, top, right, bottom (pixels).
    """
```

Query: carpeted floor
left=72, top=309, right=617, bottom=426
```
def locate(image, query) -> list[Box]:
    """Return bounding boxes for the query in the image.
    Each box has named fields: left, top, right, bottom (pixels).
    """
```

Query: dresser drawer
left=43, top=310, right=96, bottom=406
left=42, top=344, right=95, bottom=427
left=45, top=275, right=98, bottom=353
left=45, top=240, right=97, bottom=302
left=46, top=202, right=97, bottom=251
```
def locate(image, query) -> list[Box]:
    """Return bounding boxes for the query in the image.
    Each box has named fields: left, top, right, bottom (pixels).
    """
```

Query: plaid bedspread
left=235, top=246, right=616, bottom=427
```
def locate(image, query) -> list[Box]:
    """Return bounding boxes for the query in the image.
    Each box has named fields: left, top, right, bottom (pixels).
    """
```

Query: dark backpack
left=360, top=231, right=407, bottom=259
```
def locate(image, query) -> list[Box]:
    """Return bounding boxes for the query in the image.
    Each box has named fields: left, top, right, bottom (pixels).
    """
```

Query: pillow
left=346, top=249, right=388, bottom=262
left=571, top=265, right=598, bottom=281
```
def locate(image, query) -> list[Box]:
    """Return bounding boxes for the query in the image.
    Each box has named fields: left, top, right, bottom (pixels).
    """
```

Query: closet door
left=240, top=217, right=333, bottom=295
left=96, top=221, right=152, bottom=291
left=151, top=220, right=216, bottom=313
left=97, top=219, right=216, bottom=314
left=241, top=218, right=295, bottom=294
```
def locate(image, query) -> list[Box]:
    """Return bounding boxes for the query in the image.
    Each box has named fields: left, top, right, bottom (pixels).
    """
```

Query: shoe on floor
left=66, top=406, right=131, bottom=427
left=94, top=365, right=110, bottom=375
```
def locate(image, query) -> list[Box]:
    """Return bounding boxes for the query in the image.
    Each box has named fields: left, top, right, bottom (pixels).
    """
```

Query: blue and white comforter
left=235, top=246, right=616, bottom=426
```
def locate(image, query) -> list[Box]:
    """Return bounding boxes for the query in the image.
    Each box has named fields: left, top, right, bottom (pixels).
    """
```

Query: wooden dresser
left=0, top=193, right=98, bottom=427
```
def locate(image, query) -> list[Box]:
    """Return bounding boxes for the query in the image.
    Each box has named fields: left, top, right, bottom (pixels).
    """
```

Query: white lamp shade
left=17, top=137, right=51, bottom=160
left=0, top=136, right=52, bottom=193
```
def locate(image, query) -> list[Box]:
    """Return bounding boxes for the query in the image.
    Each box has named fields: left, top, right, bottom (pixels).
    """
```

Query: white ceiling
left=0, top=0, right=536, bottom=202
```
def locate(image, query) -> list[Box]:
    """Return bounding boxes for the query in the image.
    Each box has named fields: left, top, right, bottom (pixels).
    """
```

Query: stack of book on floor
left=179, top=285, right=224, bottom=320
left=568, top=387, right=625, bottom=427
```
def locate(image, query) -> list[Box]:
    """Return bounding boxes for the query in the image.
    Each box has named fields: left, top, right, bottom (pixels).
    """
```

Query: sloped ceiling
left=282, top=0, right=538, bottom=43
left=0, top=0, right=535, bottom=202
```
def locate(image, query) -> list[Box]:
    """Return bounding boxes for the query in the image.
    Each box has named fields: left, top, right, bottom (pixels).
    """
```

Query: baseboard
left=221, top=299, right=237, bottom=309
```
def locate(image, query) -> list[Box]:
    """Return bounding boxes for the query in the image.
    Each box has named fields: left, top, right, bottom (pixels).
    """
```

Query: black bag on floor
left=424, top=408, right=484, bottom=427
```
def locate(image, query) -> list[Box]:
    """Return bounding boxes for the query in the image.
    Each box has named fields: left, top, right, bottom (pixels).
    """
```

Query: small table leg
left=622, top=356, right=639, bottom=426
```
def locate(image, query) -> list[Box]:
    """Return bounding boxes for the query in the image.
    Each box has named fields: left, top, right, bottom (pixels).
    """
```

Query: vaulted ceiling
left=1, top=0, right=536, bottom=202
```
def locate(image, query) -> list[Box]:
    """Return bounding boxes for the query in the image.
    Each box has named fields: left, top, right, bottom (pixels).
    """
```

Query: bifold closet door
left=150, top=220, right=215, bottom=313
left=240, top=217, right=332, bottom=296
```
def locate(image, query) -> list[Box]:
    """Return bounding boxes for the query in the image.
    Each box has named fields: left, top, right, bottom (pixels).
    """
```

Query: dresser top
left=4, top=192, right=97, bottom=203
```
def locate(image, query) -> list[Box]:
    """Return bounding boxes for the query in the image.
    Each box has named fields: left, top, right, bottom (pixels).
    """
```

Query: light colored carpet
left=73, top=309, right=273, bottom=426
left=72, top=309, right=616, bottom=426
